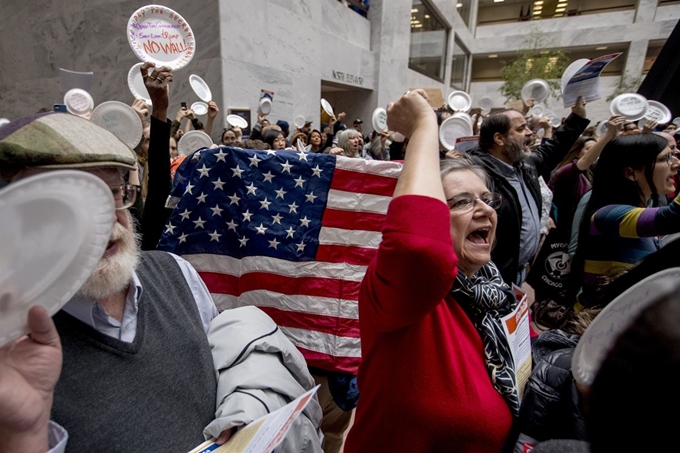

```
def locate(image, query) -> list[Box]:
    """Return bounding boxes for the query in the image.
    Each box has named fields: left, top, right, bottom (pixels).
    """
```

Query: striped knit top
left=580, top=194, right=680, bottom=305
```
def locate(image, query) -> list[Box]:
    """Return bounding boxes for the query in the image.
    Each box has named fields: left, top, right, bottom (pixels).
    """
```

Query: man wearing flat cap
left=0, top=109, right=322, bottom=452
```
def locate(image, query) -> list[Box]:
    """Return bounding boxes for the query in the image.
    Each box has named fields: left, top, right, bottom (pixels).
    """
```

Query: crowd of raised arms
left=0, top=60, right=679, bottom=453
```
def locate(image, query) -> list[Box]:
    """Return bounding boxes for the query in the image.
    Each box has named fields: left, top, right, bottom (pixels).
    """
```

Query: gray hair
left=439, top=156, right=492, bottom=189
left=337, top=129, right=362, bottom=156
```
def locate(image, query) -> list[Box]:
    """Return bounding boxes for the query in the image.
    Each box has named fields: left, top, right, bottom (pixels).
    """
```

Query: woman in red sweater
left=345, top=91, right=523, bottom=452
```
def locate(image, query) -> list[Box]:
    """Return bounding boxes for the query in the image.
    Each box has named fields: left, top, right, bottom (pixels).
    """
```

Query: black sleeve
left=141, top=116, right=172, bottom=250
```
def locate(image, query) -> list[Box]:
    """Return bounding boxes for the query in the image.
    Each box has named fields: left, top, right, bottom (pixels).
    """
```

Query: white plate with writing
left=178, top=130, right=213, bottom=156
left=572, top=267, right=680, bottom=387
left=372, top=108, right=387, bottom=132
left=90, top=101, right=144, bottom=149
left=610, top=93, right=648, bottom=121
left=0, top=171, right=114, bottom=347
left=64, top=88, right=94, bottom=117
left=644, top=100, right=671, bottom=124
left=127, top=5, right=196, bottom=70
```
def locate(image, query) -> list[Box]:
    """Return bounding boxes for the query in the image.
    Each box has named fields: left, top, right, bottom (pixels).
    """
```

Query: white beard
left=76, top=212, right=140, bottom=300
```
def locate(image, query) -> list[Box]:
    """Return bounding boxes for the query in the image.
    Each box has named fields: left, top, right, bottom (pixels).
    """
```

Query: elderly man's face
left=76, top=168, right=139, bottom=300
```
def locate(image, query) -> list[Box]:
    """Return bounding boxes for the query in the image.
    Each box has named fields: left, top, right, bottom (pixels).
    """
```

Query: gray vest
left=52, top=251, right=217, bottom=452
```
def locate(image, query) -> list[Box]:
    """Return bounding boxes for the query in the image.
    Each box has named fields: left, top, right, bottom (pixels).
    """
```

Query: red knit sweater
left=344, top=195, right=513, bottom=452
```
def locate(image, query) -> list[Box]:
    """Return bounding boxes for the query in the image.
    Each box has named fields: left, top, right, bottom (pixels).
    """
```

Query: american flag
left=157, top=146, right=402, bottom=374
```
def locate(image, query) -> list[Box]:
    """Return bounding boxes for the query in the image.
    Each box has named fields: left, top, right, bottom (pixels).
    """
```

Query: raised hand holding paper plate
left=0, top=171, right=115, bottom=348
left=64, top=88, right=94, bottom=117
left=191, top=101, right=209, bottom=116
left=610, top=93, right=648, bottom=121
left=90, top=101, right=144, bottom=149
left=128, top=62, right=153, bottom=105
left=178, top=130, right=213, bottom=156
left=644, top=100, right=671, bottom=124
left=227, top=114, right=248, bottom=129
left=372, top=108, right=388, bottom=132
left=127, top=5, right=195, bottom=70
left=189, top=74, right=212, bottom=102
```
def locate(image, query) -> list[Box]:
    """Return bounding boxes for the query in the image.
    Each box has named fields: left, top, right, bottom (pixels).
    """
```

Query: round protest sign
left=127, top=5, right=195, bottom=70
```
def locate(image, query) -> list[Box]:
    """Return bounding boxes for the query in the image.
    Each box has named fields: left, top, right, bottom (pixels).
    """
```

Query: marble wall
left=1, top=0, right=676, bottom=143
left=0, top=0, right=224, bottom=141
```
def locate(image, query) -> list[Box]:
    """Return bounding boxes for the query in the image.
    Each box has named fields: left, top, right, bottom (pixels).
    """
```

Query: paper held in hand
left=188, top=386, right=320, bottom=453
left=562, top=53, right=622, bottom=108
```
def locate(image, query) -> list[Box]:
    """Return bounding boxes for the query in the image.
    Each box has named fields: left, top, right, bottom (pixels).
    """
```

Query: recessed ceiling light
left=424, top=14, right=430, bottom=18
left=488, top=54, right=498, bottom=58
left=456, top=2, right=463, bottom=7
left=534, top=0, right=544, bottom=4
left=411, top=8, right=418, bottom=13
left=596, top=46, right=608, bottom=50
left=555, top=7, right=566, bottom=12
left=494, top=0, right=504, bottom=3
left=533, top=10, right=541, bottom=14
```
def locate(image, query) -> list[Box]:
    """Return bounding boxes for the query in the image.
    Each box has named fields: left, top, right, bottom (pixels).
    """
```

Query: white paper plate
left=673, top=117, right=680, bottom=127
left=452, top=112, right=473, bottom=127
left=644, top=100, right=672, bottom=124
left=227, top=114, right=248, bottom=129
left=127, top=5, right=196, bottom=70
left=531, top=103, right=546, bottom=117
left=479, top=96, right=493, bottom=111
left=294, top=115, right=306, bottom=129
left=372, top=107, right=388, bottom=132
left=258, top=98, right=272, bottom=115
left=0, top=171, right=115, bottom=347
left=546, top=114, right=561, bottom=128
left=191, top=101, right=209, bottom=116
left=0, top=118, right=10, bottom=128
left=572, top=267, right=680, bottom=387
left=63, top=88, right=94, bottom=117
left=595, top=119, right=609, bottom=137
left=320, top=98, right=334, bottom=117
left=521, top=79, right=550, bottom=104
left=439, top=116, right=473, bottom=151
left=448, top=91, right=472, bottom=113
left=178, top=130, right=213, bottom=156
left=561, top=59, right=590, bottom=93
left=127, top=62, right=152, bottom=106
left=90, top=101, right=144, bottom=150
left=189, top=74, right=212, bottom=102
left=610, top=93, right=648, bottom=121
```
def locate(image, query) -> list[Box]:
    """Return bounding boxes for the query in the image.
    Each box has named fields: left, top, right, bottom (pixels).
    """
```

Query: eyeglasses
left=110, top=184, right=140, bottom=210
left=447, top=192, right=503, bottom=213
left=657, top=152, right=680, bottom=166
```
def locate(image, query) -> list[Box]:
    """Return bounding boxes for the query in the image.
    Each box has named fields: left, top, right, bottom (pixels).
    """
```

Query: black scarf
left=450, top=261, right=521, bottom=416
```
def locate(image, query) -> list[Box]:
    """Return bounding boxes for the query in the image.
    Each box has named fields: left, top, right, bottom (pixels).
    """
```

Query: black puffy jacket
left=517, top=330, right=588, bottom=447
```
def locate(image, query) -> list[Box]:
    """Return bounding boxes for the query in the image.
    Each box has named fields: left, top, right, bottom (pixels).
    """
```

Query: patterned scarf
left=450, top=261, right=521, bottom=416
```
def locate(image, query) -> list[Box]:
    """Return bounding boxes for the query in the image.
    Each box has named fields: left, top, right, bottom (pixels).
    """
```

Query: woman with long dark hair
left=570, top=133, right=680, bottom=308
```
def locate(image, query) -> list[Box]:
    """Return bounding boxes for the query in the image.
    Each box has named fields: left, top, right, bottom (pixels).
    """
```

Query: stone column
left=367, top=0, right=413, bottom=109
left=623, top=39, right=649, bottom=81
left=634, top=0, right=657, bottom=23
